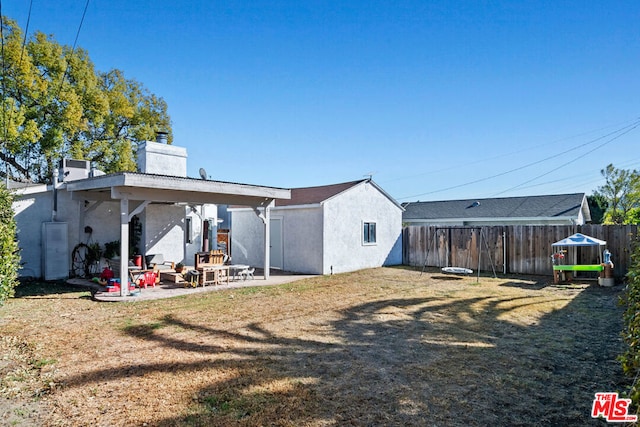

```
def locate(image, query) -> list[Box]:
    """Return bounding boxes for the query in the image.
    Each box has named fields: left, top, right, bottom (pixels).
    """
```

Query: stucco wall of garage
left=323, top=183, right=403, bottom=274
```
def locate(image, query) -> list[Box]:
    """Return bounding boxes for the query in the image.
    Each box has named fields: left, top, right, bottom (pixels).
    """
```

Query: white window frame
left=362, top=221, right=377, bottom=246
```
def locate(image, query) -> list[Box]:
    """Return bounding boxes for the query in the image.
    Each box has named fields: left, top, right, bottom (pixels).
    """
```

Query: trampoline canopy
left=552, top=233, right=606, bottom=247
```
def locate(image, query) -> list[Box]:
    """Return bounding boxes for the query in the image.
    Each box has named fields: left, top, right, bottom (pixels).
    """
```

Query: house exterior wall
left=278, top=207, right=324, bottom=274
left=230, top=182, right=403, bottom=275
left=13, top=185, right=60, bottom=278
left=323, top=182, right=403, bottom=274
left=141, top=204, right=186, bottom=264
left=12, top=185, right=117, bottom=278
left=13, top=184, right=189, bottom=278
left=230, top=209, right=266, bottom=267
left=229, top=206, right=324, bottom=274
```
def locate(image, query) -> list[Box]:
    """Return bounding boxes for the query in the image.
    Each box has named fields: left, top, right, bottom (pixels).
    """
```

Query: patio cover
left=552, top=233, right=606, bottom=247
left=65, top=172, right=291, bottom=296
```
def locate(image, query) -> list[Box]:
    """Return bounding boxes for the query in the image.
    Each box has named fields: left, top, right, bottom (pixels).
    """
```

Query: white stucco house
left=11, top=136, right=290, bottom=293
left=229, top=179, right=404, bottom=275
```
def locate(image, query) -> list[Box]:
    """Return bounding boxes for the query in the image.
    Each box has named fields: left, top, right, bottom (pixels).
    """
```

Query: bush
left=620, top=242, right=640, bottom=406
left=0, top=184, right=20, bottom=305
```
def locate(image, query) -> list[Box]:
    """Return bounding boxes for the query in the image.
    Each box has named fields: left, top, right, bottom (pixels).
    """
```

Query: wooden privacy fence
left=403, top=225, right=640, bottom=279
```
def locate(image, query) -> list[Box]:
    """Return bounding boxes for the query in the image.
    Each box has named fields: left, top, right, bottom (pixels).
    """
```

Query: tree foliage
left=594, top=164, right=640, bottom=225
left=587, top=194, right=608, bottom=224
left=0, top=17, right=172, bottom=183
left=0, top=184, right=19, bottom=305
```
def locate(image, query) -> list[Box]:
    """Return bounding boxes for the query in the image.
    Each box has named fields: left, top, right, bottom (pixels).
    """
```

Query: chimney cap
left=155, top=131, right=169, bottom=144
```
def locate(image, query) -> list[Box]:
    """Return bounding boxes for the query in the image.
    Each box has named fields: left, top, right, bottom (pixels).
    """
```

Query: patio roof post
left=264, top=203, right=271, bottom=280
left=119, top=197, right=130, bottom=297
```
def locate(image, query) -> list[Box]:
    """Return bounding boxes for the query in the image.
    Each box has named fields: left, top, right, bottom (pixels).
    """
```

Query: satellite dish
left=199, top=168, right=208, bottom=180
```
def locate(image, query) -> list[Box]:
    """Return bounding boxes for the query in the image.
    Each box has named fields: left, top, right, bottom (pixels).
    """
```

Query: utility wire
left=383, top=116, right=640, bottom=185
left=397, top=119, right=640, bottom=201
left=54, top=0, right=90, bottom=100
left=491, top=121, right=640, bottom=196
left=1, top=0, right=34, bottom=183
left=1, top=0, right=7, bottom=184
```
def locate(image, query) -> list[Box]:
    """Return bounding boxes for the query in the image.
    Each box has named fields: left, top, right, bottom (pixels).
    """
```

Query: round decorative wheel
left=71, top=243, right=92, bottom=278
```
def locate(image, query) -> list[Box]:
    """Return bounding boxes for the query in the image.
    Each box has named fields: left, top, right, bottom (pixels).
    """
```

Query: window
left=363, top=222, right=376, bottom=244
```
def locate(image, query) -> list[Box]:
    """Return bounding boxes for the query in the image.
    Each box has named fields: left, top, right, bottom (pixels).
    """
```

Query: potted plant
left=175, top=262, right=185, bottom=274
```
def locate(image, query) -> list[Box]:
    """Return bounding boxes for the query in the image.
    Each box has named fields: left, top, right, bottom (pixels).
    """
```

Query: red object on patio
left=139, top=271, right=157, bottom=289
left=133, top=255, right=143, bottom=267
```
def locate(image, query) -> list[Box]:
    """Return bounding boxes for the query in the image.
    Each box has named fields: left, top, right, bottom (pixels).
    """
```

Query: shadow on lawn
left=57, top=281, right=627, bottom=426
left=12, top=280, right=91, bottom=299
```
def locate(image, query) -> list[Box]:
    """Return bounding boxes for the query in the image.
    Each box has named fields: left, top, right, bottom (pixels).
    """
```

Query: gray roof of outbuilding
left=402, top=193, right=587, bottom=220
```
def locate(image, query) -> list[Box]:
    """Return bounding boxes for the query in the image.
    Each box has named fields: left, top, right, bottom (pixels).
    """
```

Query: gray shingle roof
left=402, top=193, right=587, bottom=220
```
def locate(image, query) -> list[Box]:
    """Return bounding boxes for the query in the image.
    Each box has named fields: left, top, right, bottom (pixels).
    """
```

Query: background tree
left=0, top=17, right=172, bottom=184
left=594, top=164, right=640, bottom=224
left=587, top=194, right=608, bottom=224
left=0, top=183, right=19, bottom=305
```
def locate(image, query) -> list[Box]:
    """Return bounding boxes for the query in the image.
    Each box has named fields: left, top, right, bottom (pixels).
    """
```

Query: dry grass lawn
left=0, top=267, right=627, bottom=426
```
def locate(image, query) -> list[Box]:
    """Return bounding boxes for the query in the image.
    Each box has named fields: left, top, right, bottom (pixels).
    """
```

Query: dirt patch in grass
left=0, top=268, right=628, bottom=426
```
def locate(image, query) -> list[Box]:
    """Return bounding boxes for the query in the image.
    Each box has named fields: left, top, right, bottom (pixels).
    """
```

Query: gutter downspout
left=52, top=168, right=60, bottom=222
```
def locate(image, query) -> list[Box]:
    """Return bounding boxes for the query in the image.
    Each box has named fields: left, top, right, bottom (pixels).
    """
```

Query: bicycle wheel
left=71, top=243, right=90, bottom=278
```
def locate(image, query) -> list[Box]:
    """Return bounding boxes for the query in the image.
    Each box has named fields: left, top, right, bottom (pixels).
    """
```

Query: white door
left=270, top=217, right=283, bottom=270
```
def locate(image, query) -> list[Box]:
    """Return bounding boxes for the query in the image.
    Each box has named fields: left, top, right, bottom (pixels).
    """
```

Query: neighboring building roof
left=275, top=179, right=403, bottom=210
left=402, top=193, right=590, bottom=224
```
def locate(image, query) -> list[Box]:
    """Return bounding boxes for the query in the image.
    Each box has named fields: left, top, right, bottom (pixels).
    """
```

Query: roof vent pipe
left=155, top=131, right=168, bottom=144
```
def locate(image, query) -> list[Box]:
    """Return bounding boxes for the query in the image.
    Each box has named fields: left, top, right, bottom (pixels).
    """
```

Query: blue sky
left=4, top=1, right=640, bottom=201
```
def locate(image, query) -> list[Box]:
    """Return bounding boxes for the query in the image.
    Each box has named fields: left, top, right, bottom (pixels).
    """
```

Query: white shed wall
left=323, top=183, right=403, bottom=274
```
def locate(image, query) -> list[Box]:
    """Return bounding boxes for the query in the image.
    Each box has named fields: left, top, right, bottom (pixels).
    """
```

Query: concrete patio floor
left=68, top=269, right=317, bottom=302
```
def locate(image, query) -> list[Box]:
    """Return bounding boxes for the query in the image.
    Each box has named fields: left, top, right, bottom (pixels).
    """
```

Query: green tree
left=0, top=17, right=172, bottom=184
left=0, top=184, right=19, bottom=305
left=587, top=194, right=608, bottom=224
left=594, top=164, right=640, bottom=224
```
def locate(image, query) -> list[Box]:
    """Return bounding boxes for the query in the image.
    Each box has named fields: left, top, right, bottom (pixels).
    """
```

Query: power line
left=54, top=0, right=91, bottom=100
left=491, top=121, right=640, bottom=196
left=383, top=116, right=640, bottom=185
left=396, top=119, right=640, bottom=201
left=1, top=0, right=7, bottom=184
left=1, top=0, right=34, bottom=183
